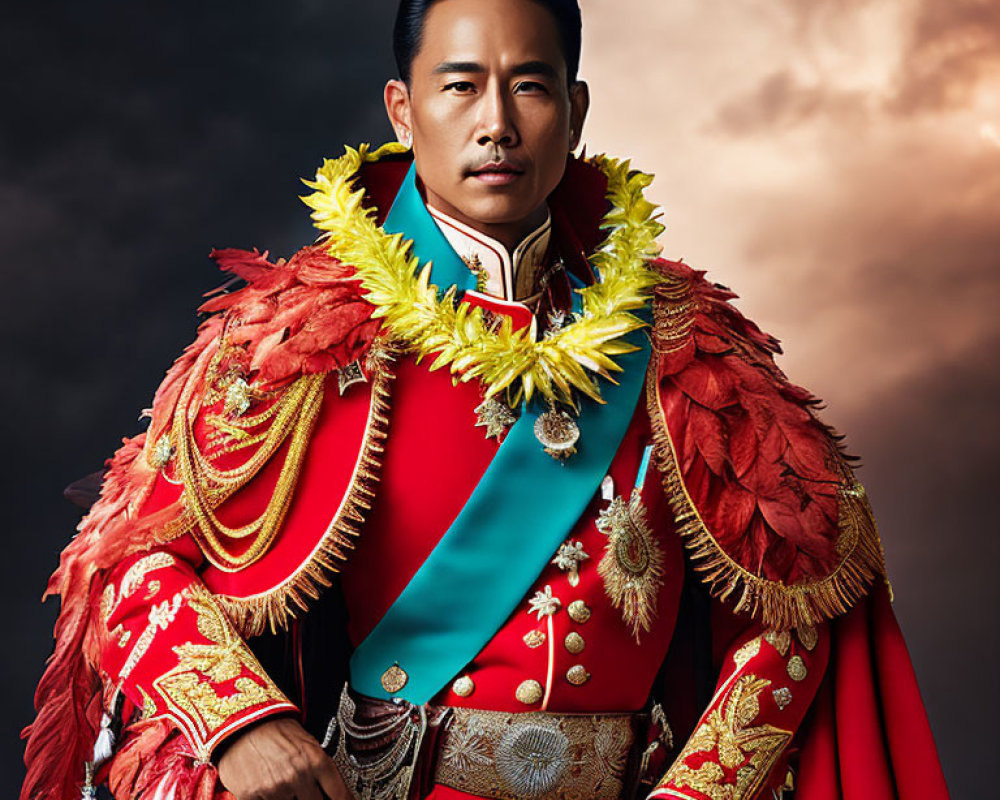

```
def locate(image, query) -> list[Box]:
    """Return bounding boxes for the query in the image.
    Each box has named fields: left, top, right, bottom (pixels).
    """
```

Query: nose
left=476, top=80, right=519, bottom=151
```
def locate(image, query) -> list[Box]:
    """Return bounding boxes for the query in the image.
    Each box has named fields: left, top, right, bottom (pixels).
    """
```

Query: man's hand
left=216, top=716, right=349, bottom=800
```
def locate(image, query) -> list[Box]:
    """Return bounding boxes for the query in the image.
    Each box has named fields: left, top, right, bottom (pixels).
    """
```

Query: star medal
left=552, top=540, right=589, bottom=587
left=596, top=488, right=664, bottom=641
left=475, top=396, right=517, bottom=440
left=534, top=404, right=580, bottom=461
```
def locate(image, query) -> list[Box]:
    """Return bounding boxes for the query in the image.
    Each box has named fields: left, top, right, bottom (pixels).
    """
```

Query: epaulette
left=646, top=257, right=888, bottom=630
left=20, top=244, right=384, bottom=800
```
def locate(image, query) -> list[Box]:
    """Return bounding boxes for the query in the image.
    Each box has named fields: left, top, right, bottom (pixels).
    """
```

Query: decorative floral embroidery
left=656, top=673, right=792, bottom=800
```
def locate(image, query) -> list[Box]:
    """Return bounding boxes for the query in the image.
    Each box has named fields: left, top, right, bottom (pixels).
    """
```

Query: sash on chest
left=349, top=163, right=652, bottom=703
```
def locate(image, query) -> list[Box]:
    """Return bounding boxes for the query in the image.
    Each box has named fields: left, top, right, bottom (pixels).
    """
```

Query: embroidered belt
left=433, top=707, right=638, bottom=800
left=325, top=685, right=669, bottom=800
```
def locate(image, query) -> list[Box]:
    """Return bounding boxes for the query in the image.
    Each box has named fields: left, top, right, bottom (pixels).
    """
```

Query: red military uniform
left=22, top=144, right=948, bottom=800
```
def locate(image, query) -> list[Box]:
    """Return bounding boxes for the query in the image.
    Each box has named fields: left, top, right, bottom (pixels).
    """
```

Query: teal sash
left=349, top=163, right=652, bottom=703
left=383, top=163, right=478, bottom=296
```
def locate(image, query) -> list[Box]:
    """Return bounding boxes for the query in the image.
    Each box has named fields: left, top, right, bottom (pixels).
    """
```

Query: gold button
left=566, top=665, right=591, bottom=686
left=452, top=675, right=475, bottom=697
left=523, top=629, right=546, bottom=649
left=564, top=632, right=585, bottom=654
left=786, top=655, right=807, bottom=682
left=773, top=687, right=792, bottom=710
left=381, top=664, right=408, bottom=693
left=515, top=679, right=544, bottom=705
left=567, top=600, right=591, bottom=623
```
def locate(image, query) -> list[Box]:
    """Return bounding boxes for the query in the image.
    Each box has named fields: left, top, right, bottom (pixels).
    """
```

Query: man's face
left=386, top=0, right=588, bottom=238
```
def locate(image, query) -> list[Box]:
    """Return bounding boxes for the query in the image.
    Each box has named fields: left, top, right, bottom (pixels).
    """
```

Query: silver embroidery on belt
left=494, top=720, right=572, bottom=798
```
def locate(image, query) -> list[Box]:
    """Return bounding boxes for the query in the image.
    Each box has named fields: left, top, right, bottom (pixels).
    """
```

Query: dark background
left=3, top=1, right=994, bottom=798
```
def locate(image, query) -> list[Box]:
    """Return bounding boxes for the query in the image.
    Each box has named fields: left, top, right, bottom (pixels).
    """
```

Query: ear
left=568, top=80, right=591, bottom=152
left=384, top=79, right=413, bottom=146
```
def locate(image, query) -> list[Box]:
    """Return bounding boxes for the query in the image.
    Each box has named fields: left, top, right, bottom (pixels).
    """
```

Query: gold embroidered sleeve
left=649, top=615, right=830, bottom=800
left=101, top=543, right=299, bottom=762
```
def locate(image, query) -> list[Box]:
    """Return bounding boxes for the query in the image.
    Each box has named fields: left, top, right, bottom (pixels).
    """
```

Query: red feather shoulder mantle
left=646, top=257, right=888, bottom=631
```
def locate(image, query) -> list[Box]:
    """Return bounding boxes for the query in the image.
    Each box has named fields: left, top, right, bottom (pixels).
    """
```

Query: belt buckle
left=494, top=717, right=572, bottom=799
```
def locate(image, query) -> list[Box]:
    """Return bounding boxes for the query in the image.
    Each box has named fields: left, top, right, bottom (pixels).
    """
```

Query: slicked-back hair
left=393, top=0, right=582, bottom=86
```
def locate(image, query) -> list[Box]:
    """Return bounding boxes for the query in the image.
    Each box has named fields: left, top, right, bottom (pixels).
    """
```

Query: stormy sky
left=3, top=1, right=996, bottom=796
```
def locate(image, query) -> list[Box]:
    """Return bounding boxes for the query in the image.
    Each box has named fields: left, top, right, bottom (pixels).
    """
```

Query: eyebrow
left=431, top=60, right=559, bottom=79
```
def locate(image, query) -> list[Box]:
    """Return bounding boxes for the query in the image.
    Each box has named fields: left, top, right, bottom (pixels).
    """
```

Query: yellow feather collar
left=300, top=142, right=664, bottom=405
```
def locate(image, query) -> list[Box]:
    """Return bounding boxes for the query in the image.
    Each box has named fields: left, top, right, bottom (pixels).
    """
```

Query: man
left=21, top=1, right=950, bottom=799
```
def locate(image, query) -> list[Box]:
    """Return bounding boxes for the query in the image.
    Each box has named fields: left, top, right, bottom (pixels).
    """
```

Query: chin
left=461, top=193, right=541, bottom=226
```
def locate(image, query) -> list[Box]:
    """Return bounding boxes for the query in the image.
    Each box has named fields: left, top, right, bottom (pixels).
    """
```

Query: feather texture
left=647, top=257, right=886, bottom=629
left=22, top=243, right=378, bottom=800
left=107, top=719, right=232, bottom=800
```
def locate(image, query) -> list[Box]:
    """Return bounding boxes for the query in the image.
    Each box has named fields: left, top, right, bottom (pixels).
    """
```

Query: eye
left=444, top=81, right=476, bottom=93
left=514, top=81, right=548, bottom=94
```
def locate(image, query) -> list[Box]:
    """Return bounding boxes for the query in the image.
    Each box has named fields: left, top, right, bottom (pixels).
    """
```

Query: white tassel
left=92, top=712, right=116, bottom=766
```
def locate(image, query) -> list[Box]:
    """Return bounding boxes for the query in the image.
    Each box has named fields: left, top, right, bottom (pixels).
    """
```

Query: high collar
left=425, top=202, right=552, bottom=302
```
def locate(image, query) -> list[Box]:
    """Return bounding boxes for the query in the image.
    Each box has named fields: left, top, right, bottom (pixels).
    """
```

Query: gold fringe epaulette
left=646, top=262, right=889, bottom=631
left=214, top=346, right=397, bottom=636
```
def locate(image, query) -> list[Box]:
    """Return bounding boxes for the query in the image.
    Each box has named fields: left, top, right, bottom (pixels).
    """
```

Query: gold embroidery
left=596, top=489, right=664, bottom=642
left=111, top=625, right=131, bottom=648
left=104, top=552, right=178, bottom=622
left=100, top=584, right=115, bottom=623
left=796, top=624, right=819, bottom=651
left=657, top=673, right=792, bottom=800
left=645, top=349, right=889, bottom=631
left=176, top=371, right=326, bottom=571
left=461, top=253, right=490, bottom=294
left=763, top=630, right=790, bottom=656
left=153, top=586, right=289, bottom=749
left=733, top=636, right=762, bottom=669
left=149, top=433, right=175, bottom=469
left=434, top=709, right=634, bottom=800
left=144, top=580, right=162, bottom=600
left=527, top=585, right=561, bottom=620
left=664, top=762, right=727, bottom=800
left=118, top=590, right=186, bottom=684
left=139, top=688, right=157, bottom=719
left=214, top=345, right=398, bottom=636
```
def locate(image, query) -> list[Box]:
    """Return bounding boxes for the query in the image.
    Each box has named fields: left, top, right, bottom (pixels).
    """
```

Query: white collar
left=426, top=203, right=552, bottom=302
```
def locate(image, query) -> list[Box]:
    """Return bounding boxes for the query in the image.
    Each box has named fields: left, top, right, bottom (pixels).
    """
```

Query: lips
left=468, top=160, right=525, bottom=186
left=468, top=160, right=524, bottom=177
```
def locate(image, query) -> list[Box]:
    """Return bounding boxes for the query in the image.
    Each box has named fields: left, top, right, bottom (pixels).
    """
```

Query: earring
left=402, top=131, right=412, bottom=149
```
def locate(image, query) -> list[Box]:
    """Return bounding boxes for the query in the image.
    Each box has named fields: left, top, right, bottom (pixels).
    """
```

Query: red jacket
left=21, top=147, right=948, bottom=800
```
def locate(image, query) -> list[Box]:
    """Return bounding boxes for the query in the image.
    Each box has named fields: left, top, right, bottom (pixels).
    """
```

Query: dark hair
left=393, top=0, right=582, bottom=86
